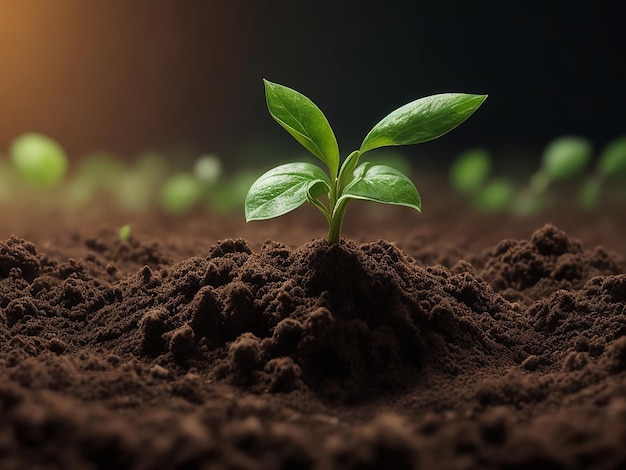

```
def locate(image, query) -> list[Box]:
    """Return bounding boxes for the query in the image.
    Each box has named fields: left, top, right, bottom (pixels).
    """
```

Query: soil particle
left=1, top=219, right=626, bottom=468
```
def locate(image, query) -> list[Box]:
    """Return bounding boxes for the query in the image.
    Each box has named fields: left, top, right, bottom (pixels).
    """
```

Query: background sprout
left=115, top=170, right=155, bottom=213
left=118, top=224, right=132, bottom=241
left=10, top=133, right=68, bottom=188
left=579, top=136, right=626, bottom=210
left=67, top=151, right=125, bottom=211
left=509, top=135, right=592, bottom=214
left=526, top=136, right=592, bottom=195
left=598, top=136, right=626, bottom=179
left=578, top=178, right=601, bottom=211
left=193, top=154, right=223, bottom=209
left=134, top=151, right=169, bottom=188
left=449, top=148, right=513, bottom=212
left=194, top=154, right=222, bottom=184
left=75, top=151, right=125, bottom=188
left=160, top=172, right=201, bottom=214
left=211, top=171, right=258, bottom=214
left=473, top=178, right=515, bottom=212
left=450, top=148, right=491, bottom=193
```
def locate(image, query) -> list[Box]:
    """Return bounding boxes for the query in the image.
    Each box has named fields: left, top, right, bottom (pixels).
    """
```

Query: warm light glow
left=0, top=1, right=243, bottom=157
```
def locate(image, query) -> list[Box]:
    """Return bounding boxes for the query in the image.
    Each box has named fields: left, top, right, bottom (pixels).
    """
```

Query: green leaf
left=337, top=150, right=361, bottom=191
left=598, top=136, right=626, bottom=178
left=450, top=148, right=491, bottom=193
left=245, top=162, right=331, bottom=221
left=338, top=163, right=421, bottom=212
left=360, top=93, right=487, bottom=154
left=160, top=173, right=201, bottom=214
left=10, top=132, right=68, bottom=188
left=264, top=79, right=340, bottom=177
left=542, top=136, right=592, bottom=180
left=578, top=177, right=601, bottom=210
left=474, top=178, right=515, bottom=212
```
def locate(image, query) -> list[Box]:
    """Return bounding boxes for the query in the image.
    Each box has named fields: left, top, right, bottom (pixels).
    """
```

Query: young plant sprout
left=512, top=136, right=592, bottom=214
left=118, top=224, right=132, bottom=241
left=578, top=136, right=626, bottom=210
left=530, top=136, right=592, bottom=193
left=450, top=148, right=492, bottom=194
left=160, top=172, right=201, bottom=214
left=245, top=80, right=487, bottom=244
left=450, top=135, right=626, bottom=214
left=450, top=148, right=514, bottom=212
left=212, top=171, right=259, bottom=214
left=194, top=154, right=222, bottom=185
left=10, top=133, right=68, bottom=188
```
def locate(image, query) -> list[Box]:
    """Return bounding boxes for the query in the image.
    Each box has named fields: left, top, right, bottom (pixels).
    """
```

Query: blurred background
left=1, top=0, right=624, bottom=165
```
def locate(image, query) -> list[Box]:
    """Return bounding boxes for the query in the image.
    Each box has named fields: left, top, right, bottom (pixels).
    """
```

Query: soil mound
left=1, top=223, right=626, bottom=469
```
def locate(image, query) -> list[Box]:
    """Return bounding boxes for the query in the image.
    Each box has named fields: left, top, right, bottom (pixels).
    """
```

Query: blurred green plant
left=2, top=136, right=226, bottom=215
left=118, top=223, right=132, bottom=241
left=158, top=154, right=227, bottom=215
left=578, top=136, right=626, bottom=210
left=159, top=172, right=202, bottom=214
left=450, top=148, right=492, bottom=194
left=511, top=136, right=593, bottom=214
left=451, top=135, right=626, bottom=214
left=10, top=133, right=68, bottom=188
left=473, top=178, right=515, bottom=212
left=194, top=154, right=222, bottom=184
left=211, top=170, right=258, bottom=214
left=449, top=148, right=514, bottom=212
left=529, top=136, right=592, bottom=190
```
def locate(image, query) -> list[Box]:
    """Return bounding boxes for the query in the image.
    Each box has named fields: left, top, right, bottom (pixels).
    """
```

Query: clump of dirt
left=1, top=220, right=626, bottom=469
left=480, top=224, right=622, bottom=304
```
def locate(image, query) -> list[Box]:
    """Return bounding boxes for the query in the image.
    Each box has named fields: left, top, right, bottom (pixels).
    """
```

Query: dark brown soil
left=1, top=202, right=626, bottom=469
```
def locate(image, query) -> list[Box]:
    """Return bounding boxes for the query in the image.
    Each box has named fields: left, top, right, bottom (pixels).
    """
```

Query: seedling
left=529, top=136, right=593, bottom=193
left=194, top=154, right=222, bottom=184
left=245, top=80, right=487, bottom=244
left=450, top=148, right=492, bottom=194
left=160, top=172, right=201, bottom=214
left=118, top=224, right=132, bottom=241
left=450, top=148, right=514, bottom=212
left=450, top=135, right=626, bottom=213
left=578, top=136, right=626, bottom=209
left=10, top=133, right=68, bottom=188
left=212, top=171, right=259, bottom=214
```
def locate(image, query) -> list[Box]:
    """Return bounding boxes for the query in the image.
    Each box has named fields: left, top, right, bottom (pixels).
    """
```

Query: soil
left=1, top=194, right=626, bottom=469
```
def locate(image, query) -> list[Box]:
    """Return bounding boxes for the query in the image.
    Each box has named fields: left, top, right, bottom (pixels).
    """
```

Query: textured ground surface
left=1, top=202, right=625, bottom=469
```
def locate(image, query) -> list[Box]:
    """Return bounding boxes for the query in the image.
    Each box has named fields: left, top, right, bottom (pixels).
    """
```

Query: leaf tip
left=474, top=94, right=488, bottom=106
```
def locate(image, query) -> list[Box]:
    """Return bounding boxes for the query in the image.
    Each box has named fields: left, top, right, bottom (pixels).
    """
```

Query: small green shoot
left=450, top=135, right=626, bottom=214
left=597, top=137, right=626, bottom=178
left=531, top=136, right=592, bottom=191
left=579, top=136, right=626, bottom=209
left=450, top=148, right=491, bottom=194
left=10, top=133, right=68, bottom=188
left=160, top=172, right=201, bottom=214
left=473, top=178, right=515, bottom=212
left=119, top=224, right=132, bottom=241
left=246, top=80, right=487, bottom=244
left=194, top=154, right=222, bottom=184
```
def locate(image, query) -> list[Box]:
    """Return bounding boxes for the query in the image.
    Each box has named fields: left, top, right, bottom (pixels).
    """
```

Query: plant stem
left=327, top=202, right=347, bottom=244
left=327, top=177, right=342, bottom=244
left=327, top=150, right=361, bottom=244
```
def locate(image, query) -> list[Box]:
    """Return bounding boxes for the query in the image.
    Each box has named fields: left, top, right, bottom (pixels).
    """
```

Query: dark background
left=0, top=0, right=624, bottom=165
